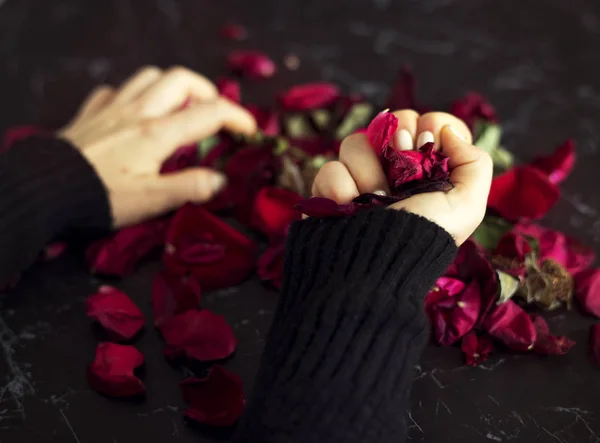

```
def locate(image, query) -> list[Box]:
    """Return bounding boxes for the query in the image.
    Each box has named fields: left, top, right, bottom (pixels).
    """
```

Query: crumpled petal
left=590, top=324, right=600, bottom=367
left=425, top=277, right=481, bottom=346
left=278, top=82, right=340, bottom=112
left=152, top=271, right=202, bottom=327
left=530, top=140, right=575, bottom=185
left=86, top=218, right=169, bottom=278
left=86, top=286, right=145, bottom=342
left=257, top=240, right=286, bottom=289
left=461, top=331, right=494, bottom=366
left=87, top=343, right=145, bottom=397
left=366, top=110, right=399, bottom=155
left=488, top=166, right=560, bottom=221
left=228, top=50, right=276, bottom=79
left=575, top=268, right=600, bottom=317
left=483, top=300, right=536, bottom=351
left=160, top=310, right=238, bottom=362
left=163, top=204, right=257, bottom=290
left=180, top=365, right=245, bottom=426
left=530, top=314, right=575, bottom=355
left=251, top=187, right=301, bottom=238
left=450, top=92, right=497, bottom=129
left=217, top=77, right=241, bottom=103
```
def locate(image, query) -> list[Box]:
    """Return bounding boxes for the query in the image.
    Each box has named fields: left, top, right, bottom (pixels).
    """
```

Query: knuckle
left=138, top=65, right=162, bottom=77
left=165, top=65, right=191, bottom=80
left=340, top=133, right=367, bottom=156
left=391, top=109, right=420, bottom=120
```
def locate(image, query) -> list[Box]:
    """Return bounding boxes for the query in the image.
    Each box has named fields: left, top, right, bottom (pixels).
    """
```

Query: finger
left=136, top=66, right=218, bottom=118
left=76, top=85, right=115, bottom=119
left=153, top=168, right=228, bottom=210
left=390, top=109, right=419, bottom=151
left=148, top=98, right=256, bottom=160
left=442, top=125, right=493, bottom=205
left=113, top=66, right=163, bottom=103
left=339, top=133, right=390, bottom=195
left=311, top=161, right=360, bottom=204
left=416, top=112, right=472, bottom=150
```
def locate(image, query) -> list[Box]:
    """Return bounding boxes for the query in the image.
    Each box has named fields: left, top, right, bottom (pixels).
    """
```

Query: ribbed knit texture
left=0, top=136, right=111, bottom=286
left=233, top=209, right=457, bottom=443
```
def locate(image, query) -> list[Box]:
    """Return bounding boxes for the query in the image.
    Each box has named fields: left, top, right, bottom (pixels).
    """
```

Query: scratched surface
left=1, top=0, right=600, bottom=442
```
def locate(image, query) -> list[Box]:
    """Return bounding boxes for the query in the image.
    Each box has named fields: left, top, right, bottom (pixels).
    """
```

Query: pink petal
left=530, top=140, right=575, bottom=185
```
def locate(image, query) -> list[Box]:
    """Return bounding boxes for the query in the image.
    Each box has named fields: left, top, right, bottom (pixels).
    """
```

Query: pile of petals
left=12, top=28, right=593, bottom=430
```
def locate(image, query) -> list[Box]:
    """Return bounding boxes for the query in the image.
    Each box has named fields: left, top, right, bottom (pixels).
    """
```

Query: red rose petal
left=217, top=77, right=241, bottom=103
left=530, top=140, right=575, bottom=185
left=245, top=105, right=279, bottom=136
left=86, top=218, right=169, bottom=277
left=160, top=310, right=238, bottom=362
left=366, top=110, right=399, bottom=155
left=251, top=187, right=301, bottom=238
left=41, top=242, right=67, bottom=261
left=590, top=324, right=600, bottom=367
left=2, top=125, right=45, bottom=152
left=488, top=166, right=560, bottom=221
left=160, top=144, right=199, bottom=174
left=483, top=300, right=537, bottom=351
left=461, top=331, right=494, bottom=366
left=180, top=365, right=245, bottom=426
left=220, top=23, right=247, bottom=41
left=258, top=240, right=286, bottom=289
left=297, top=197, right=357, bottom=218
left=530, top=314, right=575, bottom=355
left=277, top=82, right=341, bottom=112
left=152, top=271, right=202, bottom=327
left=228, top=50, right=276, bottom=79
left=87, top=343, right=145, bottom=397
left=450, top=92, right=497, bottom=129
left=494, top=231, right=531, bottom=261
left=163, top=204, right=257, bottom=290
left=86, top=286, right=145, bottom=342
left=425, top=277, right=481, bottom=346
left=575, top=268, right=600, bottom=317
left=384, top=66, right=428, bottom=113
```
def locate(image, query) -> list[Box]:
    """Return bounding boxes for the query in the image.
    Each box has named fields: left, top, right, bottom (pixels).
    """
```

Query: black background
left=2, top=0, right=600, bottom=441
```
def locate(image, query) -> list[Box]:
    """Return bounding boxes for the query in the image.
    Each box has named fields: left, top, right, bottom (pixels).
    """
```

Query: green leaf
left=335, top=103, right=373, bottom=140
left=496, top=271, right=519, bottom=304
left=471, top=216, right=513, bottom=251
left=273, top=137, right=290, bottom=156
left=491, top=146, right=514, bottom=173
left=285, top=114, right=315, bottom=138
left=311, top=155, right=328, bottom=169
left=474, top=122, right=502, bottom=154
left=196, top=136, right=220, bottom=158
left=311, top=109, right=331, bottom=130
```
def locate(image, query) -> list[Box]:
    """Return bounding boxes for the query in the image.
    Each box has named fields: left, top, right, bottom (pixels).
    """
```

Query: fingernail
left=373, top=189, right=387, bottom=196
left=211, top=173, right=227, bottom=192
left=446, top=125, right=465, bottom=141
left=416, top=131, right=434, bottom=148
left=397, top=129, right=413, bottom=151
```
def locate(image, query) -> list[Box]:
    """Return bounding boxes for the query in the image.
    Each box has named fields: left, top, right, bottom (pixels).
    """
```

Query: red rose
left=251, top=187, right=301, bottom=238
left=86, top=286, right=145, bottom=342
left=530, top=140, right=575, bottom=185
left=228, top=50, right=276, bottom=79
left=163, top=204, right=256, bottom=290
left=277, top=82, right=341, bottom=111
left=87, top=343, right=145, bottom=397
left=180, top=365, right=245, bottom=426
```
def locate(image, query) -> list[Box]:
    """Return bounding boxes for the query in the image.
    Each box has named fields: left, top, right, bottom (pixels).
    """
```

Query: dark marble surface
left=1, top=0, right=600, bottom=442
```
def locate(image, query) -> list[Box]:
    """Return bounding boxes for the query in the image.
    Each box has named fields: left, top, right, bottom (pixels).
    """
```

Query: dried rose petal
left=160, top=144, right=199, bottom=174
left=384, top=66, right=428, bottom=113
left=228, top=50, right=276, bottom=79
left=530, top=140, right=575, bottom=185
left=86, top=218, right=169, bottom=277
left=251, top=187, right=301, bottom=238
left=366, top=110, right=399, bottom=155
left=2, top=125, right=45, bottom=151
left=245, top=105, right=279, bottom=136
left=86, top=286, right=145, bottom=341
left=41, top=242, right=67, bottom=261
left=87, top=343, right=145, bottom=397
left=297, top=197, right=357, bottom=218
left=160, top=310, right=238, bottom=361
left=495, top=232, right=531, bottom=261
left=483, top=300, right=536, bottom=351
left=461, top=331, right=494, bottom=366
left=164, top=204, right=256, bottom=290
left=258, top=240, right=286, bottom=289
left=219, top=23, right=247, bottom=41
left=530, top=314, right=575, bottom=355
left=590, top=324, right=600, bottom=367
left=278, top=83, right=341, bottom=112
left=425, top=277, right=481, bottom=346
left=180, top=365, right=245, bottom=426
left=152, top=271, right=201, bottom=327
left=515, top=223, right=595, bottom=274
left=450, top=92, right=497, bottom=129
left=217, top=77, right=241, bottom=103
left=575, top=268, right=600, bottom=317
left=488, top=166, right=560, bottom=221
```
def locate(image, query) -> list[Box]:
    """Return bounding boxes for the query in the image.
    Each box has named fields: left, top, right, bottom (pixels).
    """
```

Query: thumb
left=155, top=168, right=228, bottom=210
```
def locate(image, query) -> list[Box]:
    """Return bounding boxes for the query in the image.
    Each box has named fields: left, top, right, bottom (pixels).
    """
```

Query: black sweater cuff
left=234, top=209, right=457, bottom=443
left=0, top=136, right=111, bottom=285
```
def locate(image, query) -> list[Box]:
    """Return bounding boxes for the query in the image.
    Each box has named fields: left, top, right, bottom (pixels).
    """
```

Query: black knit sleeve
left=0, top=136, right=112, bottom=287
left=233, top=209, right=457, bottom=443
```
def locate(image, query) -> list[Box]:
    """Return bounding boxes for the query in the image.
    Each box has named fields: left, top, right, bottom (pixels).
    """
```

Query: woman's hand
left=59, top=66, right=256, bottom=228
left=311, top=110, right=493, bottom=245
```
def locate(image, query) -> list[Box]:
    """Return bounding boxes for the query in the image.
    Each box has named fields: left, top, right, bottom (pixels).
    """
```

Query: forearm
left=234, top=209, right=456, bottom=443
left=0, top=136, right=111, bottom=287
